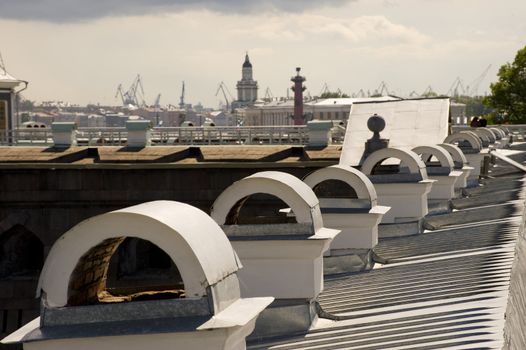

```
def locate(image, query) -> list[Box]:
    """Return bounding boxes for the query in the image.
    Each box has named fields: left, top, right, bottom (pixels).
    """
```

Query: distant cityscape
left=7, top=53, right=494, bottom=130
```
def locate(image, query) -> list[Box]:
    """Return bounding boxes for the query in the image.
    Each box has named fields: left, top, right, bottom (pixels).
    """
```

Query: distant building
left=208, top=110, right=235, bottom=126
left=233, top=53, right=258, bottom=108
left=242, top=96, right=400, bottom=126
left=0, top=67, right=26, bottom=138
left=450, top=102, right=467, bottom=125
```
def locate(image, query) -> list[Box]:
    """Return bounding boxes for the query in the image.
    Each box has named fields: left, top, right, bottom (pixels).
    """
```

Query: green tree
left=485, top=45, right=526, bottom=123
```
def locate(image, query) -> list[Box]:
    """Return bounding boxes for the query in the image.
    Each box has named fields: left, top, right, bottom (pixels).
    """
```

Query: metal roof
left=248, top=143, right=526, bottom=349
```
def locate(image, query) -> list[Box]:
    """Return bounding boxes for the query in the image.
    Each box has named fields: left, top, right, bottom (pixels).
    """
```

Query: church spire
left=243, top=52, right=252, bottom=68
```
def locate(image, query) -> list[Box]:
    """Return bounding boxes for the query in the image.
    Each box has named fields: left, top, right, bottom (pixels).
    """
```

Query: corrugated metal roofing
left=249, top=143, right=526, bottom=349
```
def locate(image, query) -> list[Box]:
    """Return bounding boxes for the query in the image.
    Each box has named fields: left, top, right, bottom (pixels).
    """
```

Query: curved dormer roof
left=360, top=147, right=428, bottom=182
left=303, top=164, right=377, bottom=207
left=412, top=145, right=455, bottom=174
left=211, top=171, right=323, bottom=233
left=443, top=131, right=483, bottom=152
left=38, top=201, right=241, bottom=308
left=439, top=143, right=468, bottom=169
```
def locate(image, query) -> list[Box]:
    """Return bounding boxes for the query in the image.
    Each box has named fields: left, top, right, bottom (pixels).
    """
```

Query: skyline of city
left=1, top=0, right=525, bottom=107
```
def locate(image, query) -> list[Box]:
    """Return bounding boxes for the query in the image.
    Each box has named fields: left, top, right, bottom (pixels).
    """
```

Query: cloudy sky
left=1, top=0, right=525, bottom=108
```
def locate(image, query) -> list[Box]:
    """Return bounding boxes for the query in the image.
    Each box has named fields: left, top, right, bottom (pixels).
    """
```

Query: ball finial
left=367, top=113, right=385, bottom=134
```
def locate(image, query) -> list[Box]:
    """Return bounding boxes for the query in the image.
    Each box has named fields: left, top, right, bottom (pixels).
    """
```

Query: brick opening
left=67, top=237, right=184, bottom=306
left=0, top=225, right=44, bottom=280
left=312, top=180, right=358, bottom=199
left=225, top=193, right=298, bottom=225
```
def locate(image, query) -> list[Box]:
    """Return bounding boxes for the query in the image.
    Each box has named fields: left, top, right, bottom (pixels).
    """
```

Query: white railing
left=150, top=126, right=309, bottom=145
left=0, top=129, right=54, bottom=145
left=0, top=125, right=345, bottom=146
left=76, top=127, right=128, bottom=146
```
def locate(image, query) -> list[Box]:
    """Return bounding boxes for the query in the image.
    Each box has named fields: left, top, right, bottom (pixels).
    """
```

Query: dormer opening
left=369, top=157, right=406, bottom=175
left=225, top=193, right=297, bottom=225
left=67, top=237, right=184, bottom=306
left=312, top=179, right=358, bottom=199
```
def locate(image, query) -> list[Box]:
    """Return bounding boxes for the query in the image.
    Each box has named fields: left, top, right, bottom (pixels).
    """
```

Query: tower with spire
left=235, top=53, right=258, bottom=107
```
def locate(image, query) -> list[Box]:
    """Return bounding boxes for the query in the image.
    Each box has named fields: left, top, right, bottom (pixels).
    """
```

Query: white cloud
left=242, top=14, right=429, bottom=46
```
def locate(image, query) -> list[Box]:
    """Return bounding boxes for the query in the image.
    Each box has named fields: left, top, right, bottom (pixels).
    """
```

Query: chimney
left=126, top=120, right=151, bottom=147
left=51, top=122, right=77, bottom=147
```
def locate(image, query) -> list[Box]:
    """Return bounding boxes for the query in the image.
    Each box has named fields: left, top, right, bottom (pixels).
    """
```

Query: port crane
left=215, top=81, right=234, bottom=111
left=465, top=64, right=492, bottom=96
left=115, top=74, right=146, bottom=108
left=319, top=83, right=330, bottom=96
left=153, top=93, right=162, bottom=126
left=264, top=87, right=274, bottom=101
left=351, top=89, right=367, bottom=98
left=0, top=52, right=6, bottom=75
left=447, top=77, right=467, bottom=97
left=421, top=85, right=438, bottom=97
left=179, top=81, right=185, bottom=109
left=372, top=81, right=390, bottom=97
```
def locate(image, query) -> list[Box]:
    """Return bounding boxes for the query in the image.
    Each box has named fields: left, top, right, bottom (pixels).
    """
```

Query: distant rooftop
left=0, top=145, right=342, bottom=167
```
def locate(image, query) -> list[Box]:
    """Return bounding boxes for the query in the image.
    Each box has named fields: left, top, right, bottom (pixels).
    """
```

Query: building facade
left=0, top=69, right=25, bottom=141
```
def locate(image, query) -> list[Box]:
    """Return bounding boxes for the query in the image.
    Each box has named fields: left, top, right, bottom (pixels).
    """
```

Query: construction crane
left=352, top=89, right=367, bottom=98
left=319, top=83, right=330, bottom=96
left=153, top=93, right=161, bottom=109
left=372, top=81, right=390, bottom=96
left=179, top=81, right=185, bottom=109
left=447, top=77, right=467, bottom=97
left=421, top=85, right=438, bottom=97
left=153, top=93, right=162, bottom=126
left=0, top=51, right=6, bottom=75
left=215, top=81, right=234, bottom=111
left=465, top=64, right=492, bottom=96
left=264, top=87, right=274, bottom=101
left=114, top=74, right=146, bottom=108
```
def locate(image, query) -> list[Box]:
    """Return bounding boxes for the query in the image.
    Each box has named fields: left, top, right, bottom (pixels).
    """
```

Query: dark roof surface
left=0, top=145, right=342, bottom=166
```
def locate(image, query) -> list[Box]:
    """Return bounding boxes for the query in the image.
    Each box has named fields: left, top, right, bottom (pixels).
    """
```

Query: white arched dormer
left=4, top=201, right=272, bottom=350
left=444, top=131, right=483, bottom=153
left=211, top=171, right=324, bottom=231
left=488, top=128, right=502, bottom=140
left=444, top=131, right=488, bottom=187
left=360, top=148, right=435, bottom=232
left=40, top=201, right=240, bottom=307
left=412, top=145, right=463, bottom=202
left=438, top=143, right=474, bottom=190
left=473, top=128, right=495, bottom=147
left=498, top=125, right=510, bottom=135
left=303, top=165, right=390, bottom=260
left=489, top=127, right=510, bottom=148
left=211, top=171, right=339, bottom=337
